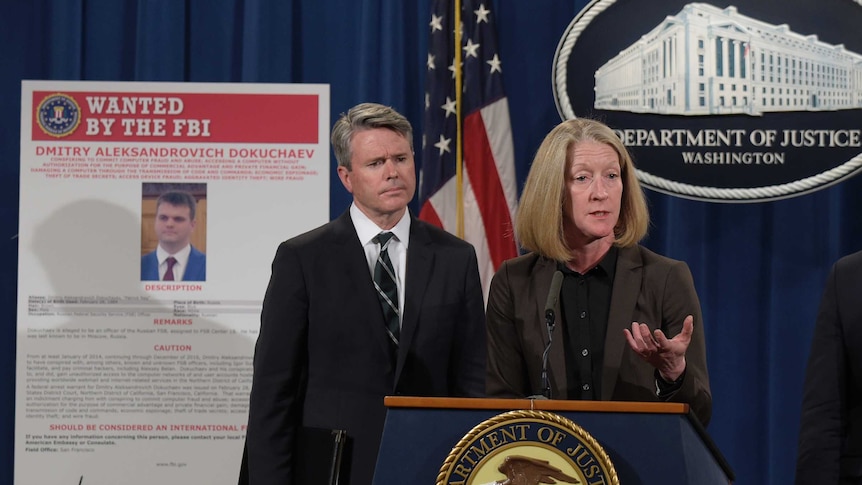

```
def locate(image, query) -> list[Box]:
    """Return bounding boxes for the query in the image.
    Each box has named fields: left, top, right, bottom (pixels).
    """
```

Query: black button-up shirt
left=559, top=246, right=618, bottom=400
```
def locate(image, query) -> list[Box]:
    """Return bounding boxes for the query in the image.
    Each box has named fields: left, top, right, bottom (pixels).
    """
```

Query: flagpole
left=453, top=0, right=464, bottom=238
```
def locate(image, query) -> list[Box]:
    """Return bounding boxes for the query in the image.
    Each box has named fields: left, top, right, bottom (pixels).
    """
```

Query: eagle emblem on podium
left=436, top=410, right=617, bottom=485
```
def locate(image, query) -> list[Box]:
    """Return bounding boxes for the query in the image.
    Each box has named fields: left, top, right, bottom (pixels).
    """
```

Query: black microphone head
left=544, top=270, right=564, bottom=314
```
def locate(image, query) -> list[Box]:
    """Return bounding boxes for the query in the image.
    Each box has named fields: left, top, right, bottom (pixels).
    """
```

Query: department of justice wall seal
left=36, top=92, right=81, bottom=138
left=552, top=0, right=862, bottom=202
left=437, top=410, right=618, bottom=485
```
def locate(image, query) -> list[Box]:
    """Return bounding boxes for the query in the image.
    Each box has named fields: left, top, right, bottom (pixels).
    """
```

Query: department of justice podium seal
left=436, top=410, right=618, bottom=485
left=36, top=92, right=81, bottom=138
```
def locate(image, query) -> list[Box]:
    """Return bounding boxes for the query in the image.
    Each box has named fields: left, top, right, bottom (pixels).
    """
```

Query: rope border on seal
left=435, top=409, right=620, bottom=485
left=640, top=153, right=862, bottom=201
left=552, top=0, right=862, bottom=202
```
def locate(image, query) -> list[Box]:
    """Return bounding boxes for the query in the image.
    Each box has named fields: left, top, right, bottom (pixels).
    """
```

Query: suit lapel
left=393, top=217, right=432, bottom=387
left=331, top=212, right=396, bottom=363
left=601, top=245, right=643, bottom=400
left=143, top=253, right=159, bottom=280
left=187, top=246, right=203, bottom=279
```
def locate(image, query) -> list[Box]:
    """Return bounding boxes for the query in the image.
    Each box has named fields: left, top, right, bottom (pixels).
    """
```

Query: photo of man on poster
left=141, top=185, right=207, bottom=282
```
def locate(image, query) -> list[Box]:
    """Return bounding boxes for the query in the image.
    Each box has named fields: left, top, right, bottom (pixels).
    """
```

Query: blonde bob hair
left=515, top=118, right=649, bottom=262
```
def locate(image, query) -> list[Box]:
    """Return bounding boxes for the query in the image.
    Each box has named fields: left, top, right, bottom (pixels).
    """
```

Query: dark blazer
left=796, top=250, right=862, bottom=484
left=244, top=210, right=486, bottom=485
left=140, top=246, right=206, bottom=281
left=486, top=245, right=711, bottom=426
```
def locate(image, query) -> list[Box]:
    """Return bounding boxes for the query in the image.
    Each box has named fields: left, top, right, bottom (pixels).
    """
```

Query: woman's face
left=562, top=140, right=623, bottom=247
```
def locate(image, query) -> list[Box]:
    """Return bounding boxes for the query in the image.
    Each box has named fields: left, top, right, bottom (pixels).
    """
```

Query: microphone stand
left=540, top=307, right=555, bottom=399
left=531, top=269, right=562, bottom=401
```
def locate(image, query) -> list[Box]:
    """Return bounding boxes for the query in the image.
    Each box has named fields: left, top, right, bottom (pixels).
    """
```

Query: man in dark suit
left=244, top=103, right=486, bottom=485
left=141, top=190, right=206, bottom=281
left=796, top=250, right=862, bottom=484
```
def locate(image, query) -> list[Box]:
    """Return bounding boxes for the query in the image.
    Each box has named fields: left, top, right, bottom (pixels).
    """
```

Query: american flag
left=419, top=0, right=519, bottom=301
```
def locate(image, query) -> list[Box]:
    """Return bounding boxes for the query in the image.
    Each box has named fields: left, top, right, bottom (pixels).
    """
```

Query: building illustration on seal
left=593, top=3, right=862, bottom=115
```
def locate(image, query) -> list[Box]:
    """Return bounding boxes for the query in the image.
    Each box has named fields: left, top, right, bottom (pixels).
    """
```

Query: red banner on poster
left=32, top=91, right=319, bottom=144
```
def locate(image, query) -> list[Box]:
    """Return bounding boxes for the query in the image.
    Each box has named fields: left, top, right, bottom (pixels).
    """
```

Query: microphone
left=539, top=270, right=564, bottom=399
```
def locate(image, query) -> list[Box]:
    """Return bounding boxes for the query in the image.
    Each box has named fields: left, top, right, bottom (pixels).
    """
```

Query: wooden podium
left=372, top=397, right=733, bottom=484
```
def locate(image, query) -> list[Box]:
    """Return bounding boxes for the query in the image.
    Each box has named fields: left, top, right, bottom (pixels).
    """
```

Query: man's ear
left=337, top=165, right=353, bottom=193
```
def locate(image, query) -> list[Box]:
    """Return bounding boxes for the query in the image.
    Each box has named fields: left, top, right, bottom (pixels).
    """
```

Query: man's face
left=337, top=127, right=416, bottom=226
left=154, top=202, right=195, bottom=250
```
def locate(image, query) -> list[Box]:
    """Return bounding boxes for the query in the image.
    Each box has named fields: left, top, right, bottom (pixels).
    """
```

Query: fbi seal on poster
left=36, top=93, right=81, bottom=138
left=436, top=410, right=618, bottom=485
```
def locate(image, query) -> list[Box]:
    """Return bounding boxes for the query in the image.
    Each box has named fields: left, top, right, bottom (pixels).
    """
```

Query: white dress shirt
left=156, top=244, right=191, bottom=281
left=349, top=203, right=410, bottom=325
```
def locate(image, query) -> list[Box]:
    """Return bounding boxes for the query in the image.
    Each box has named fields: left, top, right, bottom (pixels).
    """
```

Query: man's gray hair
left=330, top=103, right=413, bottom=169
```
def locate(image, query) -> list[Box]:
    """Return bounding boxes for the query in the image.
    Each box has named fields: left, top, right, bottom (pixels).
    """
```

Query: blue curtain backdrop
left=2, top=1, right=861, bottom=484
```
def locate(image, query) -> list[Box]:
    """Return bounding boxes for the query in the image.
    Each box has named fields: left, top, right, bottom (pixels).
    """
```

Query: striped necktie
left=373, top=232, right=400, bottom=346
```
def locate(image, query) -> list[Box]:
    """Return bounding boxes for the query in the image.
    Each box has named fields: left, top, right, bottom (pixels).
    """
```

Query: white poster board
left=16, top=80, right=329, bottom=484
